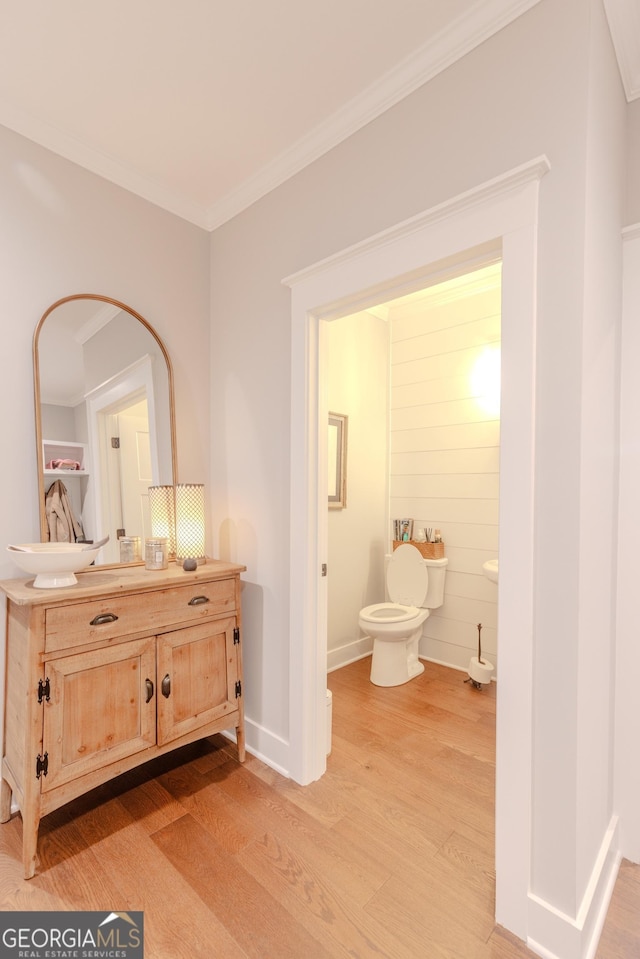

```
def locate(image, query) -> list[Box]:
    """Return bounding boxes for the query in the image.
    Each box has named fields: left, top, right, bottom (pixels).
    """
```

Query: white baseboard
left=224, top=717, right=291, bottom=779
left=327, top=636, right=372, bottom=672
left=527, top=815, right=620, bottom=959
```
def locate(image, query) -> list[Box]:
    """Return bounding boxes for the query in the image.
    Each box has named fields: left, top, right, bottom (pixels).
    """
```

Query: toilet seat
left=359, top=602, right=421, bottom=624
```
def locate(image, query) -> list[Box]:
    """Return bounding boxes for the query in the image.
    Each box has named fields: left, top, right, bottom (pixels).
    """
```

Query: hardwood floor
left=0, top=657, right=638, bottom=958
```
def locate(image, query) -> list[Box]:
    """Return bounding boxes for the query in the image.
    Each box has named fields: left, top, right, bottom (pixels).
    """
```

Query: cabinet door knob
left=145, top=679, right=154, bottom=703
left=89, top=612, right=119, bottom=626
left=188, top=595, right=209, bottom=606
left=161, top=674, right=171, bottom=698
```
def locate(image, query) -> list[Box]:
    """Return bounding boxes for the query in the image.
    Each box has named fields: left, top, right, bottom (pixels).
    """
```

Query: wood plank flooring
left=0, top=658, right=638, bottom=958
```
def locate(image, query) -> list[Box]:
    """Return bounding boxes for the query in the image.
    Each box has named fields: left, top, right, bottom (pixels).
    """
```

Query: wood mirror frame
left=33, top=294, right=178, bottom=567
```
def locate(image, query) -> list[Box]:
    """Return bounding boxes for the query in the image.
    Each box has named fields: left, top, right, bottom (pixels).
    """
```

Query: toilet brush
left=466, top=622, right=494, bottom=688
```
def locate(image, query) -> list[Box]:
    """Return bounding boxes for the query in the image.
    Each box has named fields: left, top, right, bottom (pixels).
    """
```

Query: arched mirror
left=34, top=294, right=177, bottom=566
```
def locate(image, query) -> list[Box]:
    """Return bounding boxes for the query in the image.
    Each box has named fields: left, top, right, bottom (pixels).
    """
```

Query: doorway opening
left=285, top=155, right=547, bottom=939
left=325, top=261, right=502, bottom=680
left=97, top=394, right=153, bottom=561
left=86, top=354, right=159, bottom=563
left=323, top=259, right=502, bottom=924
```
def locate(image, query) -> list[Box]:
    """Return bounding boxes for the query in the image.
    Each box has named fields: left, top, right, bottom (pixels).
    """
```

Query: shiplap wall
left=389, top=263, right=501, bottom=675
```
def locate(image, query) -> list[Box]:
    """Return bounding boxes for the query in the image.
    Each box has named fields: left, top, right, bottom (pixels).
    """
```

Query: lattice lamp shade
left=175, top=483, right=206, bottom=565
left=148, top=485, right=176, bottom=558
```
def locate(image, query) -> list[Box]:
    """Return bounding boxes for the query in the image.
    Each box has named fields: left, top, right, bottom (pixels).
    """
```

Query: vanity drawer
left=45, top=578, right=237, bottom=652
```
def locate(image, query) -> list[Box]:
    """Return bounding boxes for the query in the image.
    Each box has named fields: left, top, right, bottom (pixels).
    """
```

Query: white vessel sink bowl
left=482, top=559, right=499, bottom=584
left=6, top=543, right=102, bottom=588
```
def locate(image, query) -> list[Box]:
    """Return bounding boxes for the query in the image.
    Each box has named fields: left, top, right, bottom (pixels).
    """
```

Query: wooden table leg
left=236, top=724, right=246, bottom=762
left=0, top=775, right=12, bottom=823
left=22, top=808, right=40, bottom=879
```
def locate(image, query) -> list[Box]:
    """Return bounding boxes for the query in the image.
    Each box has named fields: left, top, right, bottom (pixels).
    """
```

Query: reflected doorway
left=100, top=397, right=153, bottom=561
left=86, top=355, right=159, bottom=563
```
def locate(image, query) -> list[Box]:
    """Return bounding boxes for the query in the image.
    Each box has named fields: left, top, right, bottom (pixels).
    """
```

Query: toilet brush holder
left=468, top=656, right=494, bottom=685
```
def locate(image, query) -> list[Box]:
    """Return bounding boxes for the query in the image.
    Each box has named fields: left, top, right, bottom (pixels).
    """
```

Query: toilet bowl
left=359, top=544, right=448, bottom=687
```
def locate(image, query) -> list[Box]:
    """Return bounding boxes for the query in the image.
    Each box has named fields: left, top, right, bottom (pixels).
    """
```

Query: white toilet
left=359, top=543, right=448, bottom=687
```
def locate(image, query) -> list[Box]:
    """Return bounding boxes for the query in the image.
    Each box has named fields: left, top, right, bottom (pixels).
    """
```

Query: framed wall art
left=328, top=412, right=347, bottom=509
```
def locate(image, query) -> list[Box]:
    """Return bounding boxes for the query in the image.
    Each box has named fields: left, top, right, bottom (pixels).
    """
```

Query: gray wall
left=208, top=0, right=629, bottom=953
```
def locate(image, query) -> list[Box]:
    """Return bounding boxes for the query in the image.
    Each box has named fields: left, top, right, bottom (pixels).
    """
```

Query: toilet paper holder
left=465, top=623, right=494, bottom=689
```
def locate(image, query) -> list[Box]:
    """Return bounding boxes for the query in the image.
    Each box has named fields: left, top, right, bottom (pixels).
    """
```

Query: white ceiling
left=0, top=0, right=637, bottom=231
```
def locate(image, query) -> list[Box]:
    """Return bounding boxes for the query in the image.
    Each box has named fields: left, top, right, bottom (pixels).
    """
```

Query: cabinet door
left=156, top=617, right=238, bottom=746
left=42, top=637, right=156, bottom=792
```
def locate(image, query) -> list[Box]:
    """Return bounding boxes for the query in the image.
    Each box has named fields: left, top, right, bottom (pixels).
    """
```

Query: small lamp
left=175, top=483, right=206, bottom=566
left=148, top=485, right=176, bottom=558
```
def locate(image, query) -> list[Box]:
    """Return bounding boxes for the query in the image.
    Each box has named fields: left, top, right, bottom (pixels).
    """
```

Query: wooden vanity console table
left=0, top=559, right=246, bottom=878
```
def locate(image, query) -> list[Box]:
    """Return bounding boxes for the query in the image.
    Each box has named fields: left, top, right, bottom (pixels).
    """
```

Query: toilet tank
left=384, top=553, right=448, bottom=609
left=422, top=557, right=448, bottom=609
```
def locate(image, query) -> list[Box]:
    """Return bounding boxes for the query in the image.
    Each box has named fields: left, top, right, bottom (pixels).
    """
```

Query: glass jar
left=119, top=536, right=141, bottom=563
left=145, top=537, right=168, bottom=570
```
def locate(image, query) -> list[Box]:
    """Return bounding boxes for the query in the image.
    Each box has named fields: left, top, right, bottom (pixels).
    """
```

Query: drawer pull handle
left=90, top=613, right=119, bottom=626
left=188, top=595, right=209, bottom=606
left=161, top=674, right=171, bottom=698
left=145, top=679, right=154, bottom=703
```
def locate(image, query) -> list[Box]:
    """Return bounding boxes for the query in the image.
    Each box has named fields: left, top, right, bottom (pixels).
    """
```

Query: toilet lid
left=387, top=544, right=428, bottom=606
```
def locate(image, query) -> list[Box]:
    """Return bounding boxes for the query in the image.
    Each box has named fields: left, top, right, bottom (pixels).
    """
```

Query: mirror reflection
left=35, top=295, right=177, bottom=566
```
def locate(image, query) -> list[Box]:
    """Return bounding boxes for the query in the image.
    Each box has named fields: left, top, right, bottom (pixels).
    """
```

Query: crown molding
left=40, top=391, right=86, bottom=408
left=75, top=303, right=121, bottom=345
left=205, top=0, right=543, bottom=230
left=604, top=0, right=640, bottom=101
left=4, top=1, right=636, bottom=229
left=0, top=101, right=210, bottom=229
left=0, top=0, right=543, bottom=231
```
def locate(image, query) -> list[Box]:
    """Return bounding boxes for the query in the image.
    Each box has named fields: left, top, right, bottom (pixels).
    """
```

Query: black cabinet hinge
left=235, top=680, right=242, bottom=698
left=37, top=678, right=50, bottom=703
left=233, top=627, right=240, bottom=645
left=36, top=753, right=48, bottom=779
